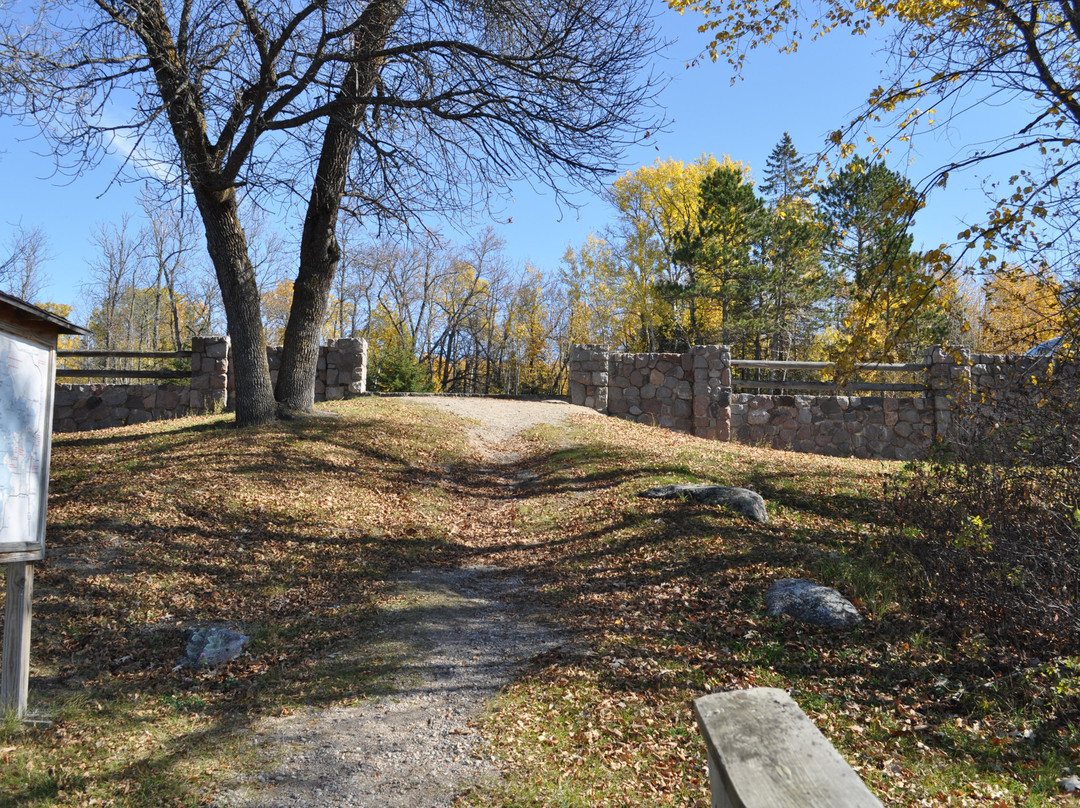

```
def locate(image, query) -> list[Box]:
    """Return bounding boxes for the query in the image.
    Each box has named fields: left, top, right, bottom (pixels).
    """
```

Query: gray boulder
left=183, top=627, right=250, bottom=668
left=764, top=579, right=862, bottom=627
left=1059, top=775, right=1080, bottom=793
left=638, top=484, right=769, bottom=524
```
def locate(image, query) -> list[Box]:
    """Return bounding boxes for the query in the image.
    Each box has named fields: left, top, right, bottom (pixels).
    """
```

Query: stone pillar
left=926, top=344, right=971, bottom=441
left=691, top=345, right=732, bottom=440
left=190, top=336, right=230, bottom=414
left=324, top=338, right=367, bottom=400
left=568, top=344, right=611, bottom=413
left=315, top=346, right=328, bottom=401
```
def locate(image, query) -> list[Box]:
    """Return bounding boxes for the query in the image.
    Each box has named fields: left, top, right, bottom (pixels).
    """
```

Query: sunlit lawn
left=1, top=398, right=1076, bottom=807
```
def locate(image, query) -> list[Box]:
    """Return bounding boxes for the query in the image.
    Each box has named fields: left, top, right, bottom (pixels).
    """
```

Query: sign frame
left=0, top=319, right=57, bottom=564
left=0, top=292, right=87, bottom=717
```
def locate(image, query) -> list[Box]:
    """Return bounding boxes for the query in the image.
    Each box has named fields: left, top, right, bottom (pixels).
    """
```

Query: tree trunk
left=194, top=187, right=277, bottom=427
left=276, top=0, right=405, bottom=413
left=276, top=203, right=339, bottom=412
left=132, top=6, right=275, bottom=427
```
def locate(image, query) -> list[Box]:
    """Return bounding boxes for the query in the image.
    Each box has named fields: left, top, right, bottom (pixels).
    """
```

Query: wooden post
left=1, top=561, right=34, bottom=718
left=694, top=688, right=883, bottom=808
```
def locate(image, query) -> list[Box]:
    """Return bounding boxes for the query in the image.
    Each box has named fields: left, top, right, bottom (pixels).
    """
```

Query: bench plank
left=694, top=688, right=883, bottom=808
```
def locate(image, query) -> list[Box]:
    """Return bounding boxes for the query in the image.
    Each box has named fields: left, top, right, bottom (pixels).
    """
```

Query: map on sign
left=0, top=329, right=50, bottom=557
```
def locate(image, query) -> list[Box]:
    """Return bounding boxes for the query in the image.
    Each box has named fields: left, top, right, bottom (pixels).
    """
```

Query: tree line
left=4, top=2, right=1078, bottom=419
left=3, top=135, right=1068, bottom=394
left=0, top=0, right=661, bottom=425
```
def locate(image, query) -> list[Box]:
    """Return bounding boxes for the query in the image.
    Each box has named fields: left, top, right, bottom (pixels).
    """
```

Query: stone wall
left=260, top=338, right=368, bottom=405
left=927, top=345, right=1076, bottom=451
left=730, top=394, right=935, bottom=460
left=54, top=382, right=203, bottom=432
left=54, top=336, right=231, bottom=432
left=54, top=337, right=368, bottom=433
left=569, top=343, right=1080, bottom=461
left=567, top=344, right=610, bottom=412
left=569, top=344, right=732, bottom=440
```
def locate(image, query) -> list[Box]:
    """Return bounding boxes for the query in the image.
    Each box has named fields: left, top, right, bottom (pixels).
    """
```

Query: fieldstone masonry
left=731, top=393, right=936, bottom=460
left=54, top=337, right=368, bottom=432
left=190, top=336, right=230, bottom=413
left=568, top=344, right=610, bottom=412
left=570, top=344, right=731, bottom=439
left=927, top=345, right=1079, bottom=446
left=570, top=343, right=1074, bottom=460
left=260, top=338, right=368, bottom=405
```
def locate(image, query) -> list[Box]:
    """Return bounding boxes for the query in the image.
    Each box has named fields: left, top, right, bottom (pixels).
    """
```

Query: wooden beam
left=730, top=359, right=927, bottom=372
left=57, top=350, right=192, bottom=359
left=1, top=562, right=34, bottom=719
left=55, top=369, right=191, bottom=380
left=733, top=380, right=927, bottom=393
left=694, top=688, right=883, bottom=808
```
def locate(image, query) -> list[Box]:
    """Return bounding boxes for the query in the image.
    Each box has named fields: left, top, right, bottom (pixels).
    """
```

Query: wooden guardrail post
left=694, top=688, right=883, bottom=808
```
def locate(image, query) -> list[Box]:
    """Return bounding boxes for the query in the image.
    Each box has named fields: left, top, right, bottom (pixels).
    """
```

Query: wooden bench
left=694, top=688, right=884, bottom=808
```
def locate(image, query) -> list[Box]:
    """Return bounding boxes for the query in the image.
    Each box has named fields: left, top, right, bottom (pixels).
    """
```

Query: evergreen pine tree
left=375, top=339, right=431, bottom=393
left=755, top=134, right=832, bottom=361
left=672, top=165, right=767, bottom=350
left=817, top=156, right=945, bottom=362
left=817, top=155, right=917, bottom=289
left=759, top=132, right=814, bottom=204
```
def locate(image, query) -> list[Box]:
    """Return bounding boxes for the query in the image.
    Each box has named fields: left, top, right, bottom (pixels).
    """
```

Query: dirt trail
left=409, top=396, right=594, bottom=461
left=216, top=397, right=600, bottom=808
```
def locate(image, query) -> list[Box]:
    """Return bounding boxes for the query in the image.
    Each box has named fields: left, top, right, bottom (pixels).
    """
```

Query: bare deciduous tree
left=85, top=215, right=144, bottom=360
left=140, top=187, right=201, bottom=350
left=3, top=0, right=662, bottom=425
left=0, top=224, right=51, bottom=302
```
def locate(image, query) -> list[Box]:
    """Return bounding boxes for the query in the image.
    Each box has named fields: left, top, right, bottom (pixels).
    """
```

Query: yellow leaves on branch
left=889, top=0, right=966, bottom=24
left=668, top=0, right=976, bottom=72
left=977, top=268, right=1063, bottom=353
left=260, top=279, right=294, bottom=345
left=609, top=154, right=747, bottom=260
left=667, top=0, right=913, bottom=62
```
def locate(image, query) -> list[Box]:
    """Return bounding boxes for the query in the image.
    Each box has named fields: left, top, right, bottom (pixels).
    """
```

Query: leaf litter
left=3, top=397, right=1079, bottom=807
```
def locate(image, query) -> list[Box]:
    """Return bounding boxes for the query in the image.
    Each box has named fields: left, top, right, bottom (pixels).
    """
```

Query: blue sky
left=0, top=7, right=1021, bottom=315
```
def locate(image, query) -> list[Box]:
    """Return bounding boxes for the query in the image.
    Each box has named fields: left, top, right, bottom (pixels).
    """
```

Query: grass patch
left=2, top=400, right=1076, bottom=806
left=1, top=399, right=474, bottom=807
left=460, top=417, right=1079, bottom=807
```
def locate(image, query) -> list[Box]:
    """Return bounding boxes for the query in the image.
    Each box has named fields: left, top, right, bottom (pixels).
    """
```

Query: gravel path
left=404, top=396, right=596, bottom=460
left=216, top=397, right=600, bottom=808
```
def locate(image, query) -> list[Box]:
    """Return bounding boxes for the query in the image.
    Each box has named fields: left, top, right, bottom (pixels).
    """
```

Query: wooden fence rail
left=695, top=688, right=883, bottom=808
left=730, top=358, right=929, bottom=395
left=54, top=368, right=190, bottom=380
left=56, top=348, right=194, bottom=382
left=731, top=360, right=927, bottom=372
left=58, top=349, right=192, bottom=360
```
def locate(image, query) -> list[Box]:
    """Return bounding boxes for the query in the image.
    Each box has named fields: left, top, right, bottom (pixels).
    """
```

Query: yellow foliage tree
left=261, top=280, right=294, bottom=346
left=605, top=154, right=749, bottom=349
left=977, top=268, right=1063, bottom=354
left=670, top=0, right=1080, bottom=317
left=506, top=267, right=558, bottom=393
left=35, top=301, right=81, bottom=362
left=559, top=236, right=628, bottom=349
left=823, top=256, right=942, bottom=364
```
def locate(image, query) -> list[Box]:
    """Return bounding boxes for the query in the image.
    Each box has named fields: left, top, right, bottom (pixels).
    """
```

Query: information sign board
left=0, top=328, right=53, bottom=562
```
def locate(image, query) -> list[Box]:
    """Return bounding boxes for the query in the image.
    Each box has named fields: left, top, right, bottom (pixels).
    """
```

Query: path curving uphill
left=216, top=397, right=600, bottom=808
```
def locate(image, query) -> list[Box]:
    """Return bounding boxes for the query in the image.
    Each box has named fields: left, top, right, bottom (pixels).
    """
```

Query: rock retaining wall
left=570, top=344, right=732, bottom=439
left=260, top=338, right=368, bottom=404
left=570, top=343, right=1076, bottom=460
left=731, top=393, right=935, bottom=460
left=55, top=336, right=232, bottom=432
left=54, top=337, right=368, bottom=432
